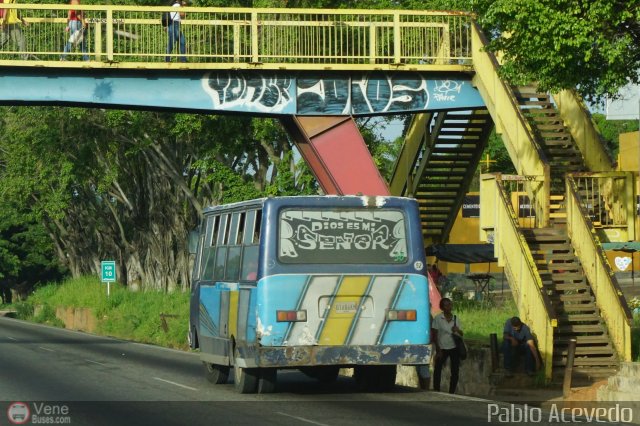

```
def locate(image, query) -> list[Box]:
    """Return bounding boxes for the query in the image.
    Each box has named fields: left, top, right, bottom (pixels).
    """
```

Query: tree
left=478, top=0, right=640, bottom=102
left=591, top=113, right=640, bottom=158
left=0, top=106, right=319, bottom=292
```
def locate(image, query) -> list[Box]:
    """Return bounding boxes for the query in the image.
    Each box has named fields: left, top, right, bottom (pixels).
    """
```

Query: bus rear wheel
left=354, top=365, right=396, bottom=392
left=257, top=368, right=277, bottom=393
left=234, top=350, right=258, bottom=394
left=301, top=366, right=340, bottom=384
left=204, top=362, right=229, bottom=384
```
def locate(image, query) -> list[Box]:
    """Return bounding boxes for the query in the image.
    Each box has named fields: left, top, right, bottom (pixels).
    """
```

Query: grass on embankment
left=9, top=278, right=639, bottom=360
left=454, top=298, right=518, bottom=344
left=14, top=277, right=190, bottom=350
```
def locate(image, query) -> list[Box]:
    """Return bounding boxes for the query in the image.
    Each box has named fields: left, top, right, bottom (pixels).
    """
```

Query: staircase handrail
left=566, top=175, right=633, bottom=361
left=389, top=113, right=431, bottom=196
left=552, top=90, right=614, bottom=172
left=471, top=22, right=551, bottom=225
left=569, top=171, right=636, bottom=240
left=480, top=173, right=557, bottom=380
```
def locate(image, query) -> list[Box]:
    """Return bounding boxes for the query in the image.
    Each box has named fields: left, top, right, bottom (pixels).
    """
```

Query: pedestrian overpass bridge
left=0, top=3, right=634, bottom=382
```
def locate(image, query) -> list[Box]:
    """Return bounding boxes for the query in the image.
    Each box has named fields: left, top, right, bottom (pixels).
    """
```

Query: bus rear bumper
left=236, top=344, right=431, bottom=368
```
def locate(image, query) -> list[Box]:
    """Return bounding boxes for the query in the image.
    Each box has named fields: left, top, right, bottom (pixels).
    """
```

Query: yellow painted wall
left=590, top=132, right=640, bottom=275
left=618, top=132, right=640, bottom=240
left=619, top=131, right=640, bottom=173
left=430, top=192, right=502, bottom=274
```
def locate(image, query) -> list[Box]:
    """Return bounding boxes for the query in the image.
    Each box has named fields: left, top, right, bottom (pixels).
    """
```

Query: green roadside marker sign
left=101, top=261, right=116, bottom=283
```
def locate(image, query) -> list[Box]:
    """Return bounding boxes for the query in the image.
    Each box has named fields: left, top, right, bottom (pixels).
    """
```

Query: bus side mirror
left=188, top=230, right=199, bottom=255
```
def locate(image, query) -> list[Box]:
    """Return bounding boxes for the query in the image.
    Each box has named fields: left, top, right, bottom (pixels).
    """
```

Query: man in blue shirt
left=503, top=316, right=541, bottom=376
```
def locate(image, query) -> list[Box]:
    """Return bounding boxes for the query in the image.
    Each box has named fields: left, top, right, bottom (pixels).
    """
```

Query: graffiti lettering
left=201, top=72, right=483, bottom=115
left=202, top=72, right=294, bottom=113
left=433, top=93, right=456, bottom=102
left=297, top=77, right=350, bottom=114
left=86, top=18, right=125, bottom=24
left=297, top=224, right=391, bottom=251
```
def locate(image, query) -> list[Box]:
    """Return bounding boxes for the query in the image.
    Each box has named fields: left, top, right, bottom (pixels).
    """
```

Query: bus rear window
left=278, top=209, right=408, bottom=264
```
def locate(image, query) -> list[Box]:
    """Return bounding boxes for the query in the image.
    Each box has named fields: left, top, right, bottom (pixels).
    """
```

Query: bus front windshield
left=278, top=208, right=408, bottom=264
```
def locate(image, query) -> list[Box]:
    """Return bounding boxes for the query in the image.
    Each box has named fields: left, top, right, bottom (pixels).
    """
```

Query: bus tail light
left=276, top=310, right=307, bottom=322
left=387, top=309, right=417, bottom=321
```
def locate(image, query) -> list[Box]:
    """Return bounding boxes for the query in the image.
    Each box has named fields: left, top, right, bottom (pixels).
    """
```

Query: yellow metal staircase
left=473, top=24, right=635, bottom=379
left=389, top=109, right=493, bottom=244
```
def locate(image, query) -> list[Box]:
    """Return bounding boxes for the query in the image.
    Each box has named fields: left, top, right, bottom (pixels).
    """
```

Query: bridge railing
left=0, top=4, right=472, bottom=68
left=480, top=173, right=557, bottom=381
left=566, top=175, right=633, bottom=361
left=470, top=23, right=551, bottom=225
left=569, top=172, right=636, bottom=241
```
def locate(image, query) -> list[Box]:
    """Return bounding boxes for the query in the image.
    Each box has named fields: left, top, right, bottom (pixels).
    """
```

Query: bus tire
left=257, top=368, right=277, bottom=394
left=204, top=362, right=229, bottom=384
left=301, top=366, right=340, bottom=384
left=354, top=366, right=396, bottom=392
left=377, top=365, right=397, bottom=392
left=234, top=351, right=258, bottom=394
left=354, top=366, right=376, bottom=391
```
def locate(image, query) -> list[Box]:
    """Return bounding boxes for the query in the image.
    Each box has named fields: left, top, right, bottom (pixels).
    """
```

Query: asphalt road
left=0, top=317, right=588, bottom=426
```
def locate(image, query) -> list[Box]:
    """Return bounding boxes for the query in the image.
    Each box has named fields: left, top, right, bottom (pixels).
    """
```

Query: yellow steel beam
left=470, top=23, right=550, bottom=225
left=388, top=113, right=430, bottom=196
left=552, top=90, right=614, bottom=173
left=566, top=176, right=633, bottom=361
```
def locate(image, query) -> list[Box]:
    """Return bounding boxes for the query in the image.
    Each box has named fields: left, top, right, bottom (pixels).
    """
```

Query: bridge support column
left=280, top=115, right=389, bottom=196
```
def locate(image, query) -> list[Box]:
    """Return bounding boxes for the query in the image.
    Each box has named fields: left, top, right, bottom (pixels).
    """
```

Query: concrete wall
left=597, top=362, right=640, bottom=402
left=341, top=345, right=495, bottom=396
left=55, top=307, right=97, bottom=333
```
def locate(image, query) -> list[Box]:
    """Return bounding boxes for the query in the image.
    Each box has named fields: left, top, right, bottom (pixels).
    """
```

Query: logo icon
left=7, top=402, right=30, bottom=424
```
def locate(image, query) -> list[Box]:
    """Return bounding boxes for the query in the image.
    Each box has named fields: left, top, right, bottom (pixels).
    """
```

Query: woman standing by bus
left=432, top=297, right=463, bottom=393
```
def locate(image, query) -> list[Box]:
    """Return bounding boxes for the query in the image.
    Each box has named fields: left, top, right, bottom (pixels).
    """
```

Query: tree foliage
left=0, top=107, right=318, bottom=292
left=478, top=0, right=640, bottom=101
left=591, top=113, right=640, bottom=158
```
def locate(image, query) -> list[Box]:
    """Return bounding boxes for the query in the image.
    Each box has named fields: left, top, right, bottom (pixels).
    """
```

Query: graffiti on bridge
left=201, top=71, right=484, bottom=115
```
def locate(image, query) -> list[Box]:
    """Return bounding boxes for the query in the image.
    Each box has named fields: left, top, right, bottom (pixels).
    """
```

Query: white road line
left=275, top=412, right=330, bottom=426
left=6, top=336, right=16, bottom=341
left=85, top=359, right=107, bottom=366
left=39, top=346, right=55, bottom=352
left=153, top=377, right=198, bottom=391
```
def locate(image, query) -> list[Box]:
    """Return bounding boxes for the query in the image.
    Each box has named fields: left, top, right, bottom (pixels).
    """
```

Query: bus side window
left=228, top=213, right=240, bottom=245
left=214, top=247, right=227, bottom=281
left=241, top=245, right=259, bottom=281
left=237, top=212, right=245, bottom=246
left=253, top=210, right=262, bottom=244
left=243, top=210, right=256, bottom=245
left=225, top=246, right=241, bottom=281
left=193, top=233, right=205, bottom=280
left=213, top=214, right=230, bottom=281
left=201, top=215, right=218, bottom=280
left=217, top=215, right=229, bottom=246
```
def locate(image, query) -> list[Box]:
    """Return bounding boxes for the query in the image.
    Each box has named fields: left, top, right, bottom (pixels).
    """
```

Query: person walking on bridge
left=0, top=0, right=29, bottom=60
left=61, top=0, right=88, bottom=61
left=165, top=0, right=186, bottom=63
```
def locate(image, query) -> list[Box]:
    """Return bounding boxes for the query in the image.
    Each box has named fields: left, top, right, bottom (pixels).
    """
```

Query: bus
left=188, top=195, right=431, bottom=393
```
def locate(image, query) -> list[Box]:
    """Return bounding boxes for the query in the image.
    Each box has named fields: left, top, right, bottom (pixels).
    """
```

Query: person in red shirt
left=60, top=0, right=88, bottom=61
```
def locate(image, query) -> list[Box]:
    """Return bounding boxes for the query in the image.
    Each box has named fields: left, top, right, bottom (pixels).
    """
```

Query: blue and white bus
left=188, top=195, right=430, bottom=393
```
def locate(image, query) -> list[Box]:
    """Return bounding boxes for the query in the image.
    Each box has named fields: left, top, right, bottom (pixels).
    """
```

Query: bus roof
left=202, top=195, right=417, bottom=215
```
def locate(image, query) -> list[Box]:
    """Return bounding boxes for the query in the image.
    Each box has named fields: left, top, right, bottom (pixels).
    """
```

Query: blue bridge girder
left=1, top=68, right=485, bottom=116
